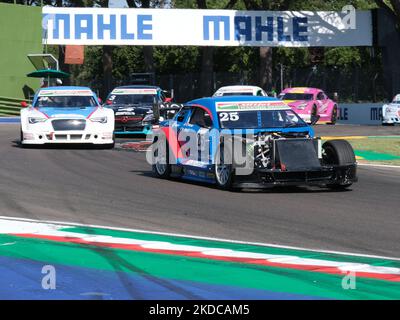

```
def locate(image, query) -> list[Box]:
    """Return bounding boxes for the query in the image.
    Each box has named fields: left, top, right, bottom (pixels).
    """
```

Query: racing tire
left=382, top=122, right=394, bottom=126
left=322, top=140, right=356, bottom=190
left=310, top=105, right=318, bottom=124
left=328, top=105, right=337, bottom=125
left=152, top=138, right=172, bottom=179
left=214, top=144, right=234, bottom=190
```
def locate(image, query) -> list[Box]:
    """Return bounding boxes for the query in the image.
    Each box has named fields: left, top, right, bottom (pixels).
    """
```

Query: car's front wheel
left=322, top=139, right=356, bottom=190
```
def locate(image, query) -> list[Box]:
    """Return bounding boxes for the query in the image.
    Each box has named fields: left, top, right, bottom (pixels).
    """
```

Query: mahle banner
left=42, top=7, right=372, bottom=47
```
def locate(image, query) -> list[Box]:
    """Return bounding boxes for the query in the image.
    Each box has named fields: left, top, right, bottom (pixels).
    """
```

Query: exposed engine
left=248, top=132, right=276, bottom=169
left=248, top=131, right=311, bottom=169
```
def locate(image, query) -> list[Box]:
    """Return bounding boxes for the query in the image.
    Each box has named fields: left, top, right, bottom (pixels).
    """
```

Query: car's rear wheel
left=328, top=105, right=337, bottom=125
left=322, top=140, right=356, bottom=190
left=214, top=145, right=233, bottom=190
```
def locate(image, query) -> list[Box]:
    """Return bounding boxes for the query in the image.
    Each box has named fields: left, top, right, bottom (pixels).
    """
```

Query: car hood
left=35, top=107, right=99, bottom=119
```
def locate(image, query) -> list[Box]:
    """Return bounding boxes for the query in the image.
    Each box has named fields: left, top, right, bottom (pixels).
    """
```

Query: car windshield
left=280, top=93, right=313, bottom=101
left=34, top=96, right=97, bottom=108
left=107, top=94, right=156, bottom=105
left=218, top=109, right=307, bottom=129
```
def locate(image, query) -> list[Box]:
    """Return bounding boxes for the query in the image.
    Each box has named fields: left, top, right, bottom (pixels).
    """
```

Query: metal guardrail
left=0, top=96, right=31, bottom=117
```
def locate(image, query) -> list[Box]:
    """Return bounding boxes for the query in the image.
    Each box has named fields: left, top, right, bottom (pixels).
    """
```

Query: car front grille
left=52, top=119, right=86, bottom=131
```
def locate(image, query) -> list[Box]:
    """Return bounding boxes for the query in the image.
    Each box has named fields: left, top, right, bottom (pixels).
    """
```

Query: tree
left=241, top=0, right=292, bottom=91
left=195, top=0, right=238, bottom=96
left=375, top=0, right=400, bottom=25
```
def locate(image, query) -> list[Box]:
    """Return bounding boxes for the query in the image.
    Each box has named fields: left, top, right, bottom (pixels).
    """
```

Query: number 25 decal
left=219, top=112, right=239, bottom=121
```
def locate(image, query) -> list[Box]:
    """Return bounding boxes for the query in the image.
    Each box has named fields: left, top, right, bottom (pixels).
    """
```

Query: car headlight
left=28, top=117, right=47, bottom=124
left=386, top=106, right=395, bottom=113
left=90, top=117, right=107, bottom=124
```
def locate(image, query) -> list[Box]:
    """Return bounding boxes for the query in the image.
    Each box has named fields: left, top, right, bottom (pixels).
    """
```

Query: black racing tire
left=152, top=138, right=172, bottom=179
left=382, top=122, right=394, bottom=126
left=322, top=139, right=356, bottom=190
left=214, top=144, right=234, bottom=190
left=328, top=105, right=337, bottom=125
left=311, top=105, right=318, bottom=124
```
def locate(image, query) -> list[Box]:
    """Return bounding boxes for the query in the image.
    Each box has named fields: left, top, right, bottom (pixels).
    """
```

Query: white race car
left=382, top=94, right=400, bottom=125
left=213, top=85, right=268, bottom=97
left=20, top=86, right=115, bottom=147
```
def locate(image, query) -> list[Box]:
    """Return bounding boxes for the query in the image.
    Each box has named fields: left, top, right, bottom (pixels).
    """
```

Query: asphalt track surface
left=0, top=124, right=399, bottom=258
left=314, top=123, right=400, bottom=137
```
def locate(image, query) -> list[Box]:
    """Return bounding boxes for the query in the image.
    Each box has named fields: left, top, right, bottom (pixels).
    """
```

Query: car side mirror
left=20, top=101, right=28, bottom=108
left=98, top=97, right=102, bottom=104
left=310, top=114, right=320, bottom=125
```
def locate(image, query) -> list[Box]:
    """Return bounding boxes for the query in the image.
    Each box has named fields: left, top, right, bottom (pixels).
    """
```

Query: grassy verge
left=324, top=137, right=400, bottom=166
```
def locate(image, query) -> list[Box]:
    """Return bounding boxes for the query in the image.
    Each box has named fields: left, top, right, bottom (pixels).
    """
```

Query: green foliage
left=154, top=46, right=200, bottom=73
left=214, top=47, right=258, bottom=72
left=324, top=47, right=362, bottom=66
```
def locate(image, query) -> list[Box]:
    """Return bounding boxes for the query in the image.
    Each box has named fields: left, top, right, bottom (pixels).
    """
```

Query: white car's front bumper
left=382, top=105, right=400, bottom=124
left=22, top=130, right=114, bottom=145
left=382, top=115, right=400, bottom=124
left=21, top=119, right=114, bottom=145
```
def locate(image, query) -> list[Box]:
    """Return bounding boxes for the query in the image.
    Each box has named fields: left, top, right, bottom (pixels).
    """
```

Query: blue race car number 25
left=219, top=112, right=239, bottom=121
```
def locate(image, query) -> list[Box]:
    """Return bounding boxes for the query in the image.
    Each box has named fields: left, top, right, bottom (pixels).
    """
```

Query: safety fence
left=0, top=96, right=29, bottom=117
left=82, top=66, right=390, bottom=103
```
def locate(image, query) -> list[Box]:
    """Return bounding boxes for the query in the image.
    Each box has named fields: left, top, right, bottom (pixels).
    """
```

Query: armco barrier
left=338, top=103, right=384, bottom=125
left=0, top=96, right=30, bottom=117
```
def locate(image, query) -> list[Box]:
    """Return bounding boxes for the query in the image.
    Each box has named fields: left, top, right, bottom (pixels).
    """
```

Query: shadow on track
left=12, top=139, right=113, bottom=150
left=130, top=170, right=354, bottom=194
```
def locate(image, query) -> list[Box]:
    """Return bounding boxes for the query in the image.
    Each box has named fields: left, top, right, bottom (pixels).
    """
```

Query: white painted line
left=358, top=163, right=400, bottom=169
left=1, top=215, right=400, bottom=261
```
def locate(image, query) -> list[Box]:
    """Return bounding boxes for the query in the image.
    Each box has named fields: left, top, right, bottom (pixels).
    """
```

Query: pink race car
left=279, top=87, right=338, bottom=124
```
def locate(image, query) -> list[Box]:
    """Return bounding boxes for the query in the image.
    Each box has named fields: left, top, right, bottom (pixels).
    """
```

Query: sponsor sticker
left=111, top=88, right=157, bottom=95
left=38, top=90, right=93, bottom=97
left=215, top=101, right=288, bottom=112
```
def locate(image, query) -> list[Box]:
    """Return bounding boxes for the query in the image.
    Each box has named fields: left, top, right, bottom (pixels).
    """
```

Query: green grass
left=324, top=137, right=400, bottom=166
